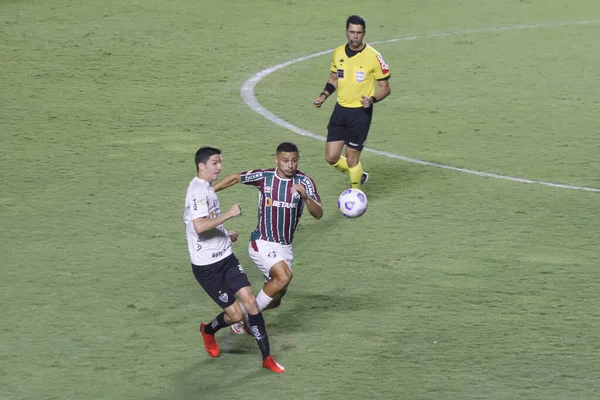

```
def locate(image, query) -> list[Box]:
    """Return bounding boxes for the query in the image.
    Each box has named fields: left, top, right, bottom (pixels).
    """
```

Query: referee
left=314, top=15, right=391, bottom=188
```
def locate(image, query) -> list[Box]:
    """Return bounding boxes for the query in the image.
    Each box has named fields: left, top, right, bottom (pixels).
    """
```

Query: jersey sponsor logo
left=264, top=186, right=272, bottom=193
left=196, top=236, right=202, bottom=251
left=212, top=243, right=231, bottom=258
left=337, top=68, right=344, bottom=78
left=218, top=292, right=229, bottom=303
left=376, top=54, right=390, bottom=74
left=192, top=198, right=205, bottom=211
left=355, top=70, right=365, bottom=83
left=271, top=200, right=298, bottom=209
left=244, top=172, right=263, bottom=181
left=291, top=191, right=300, bottom=200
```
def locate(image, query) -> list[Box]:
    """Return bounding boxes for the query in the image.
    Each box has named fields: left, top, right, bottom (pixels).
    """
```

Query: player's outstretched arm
left=213, top=172, right=242, bottom=192
left=192, top=203, right=242, bottom=233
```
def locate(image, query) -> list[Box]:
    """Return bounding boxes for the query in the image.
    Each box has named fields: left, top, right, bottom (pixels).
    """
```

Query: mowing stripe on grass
left=241, top=20, right=600, bottom=193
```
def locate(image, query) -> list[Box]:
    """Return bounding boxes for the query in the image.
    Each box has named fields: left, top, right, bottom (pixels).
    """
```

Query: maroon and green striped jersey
left=240, top=168, right=321, bottom=245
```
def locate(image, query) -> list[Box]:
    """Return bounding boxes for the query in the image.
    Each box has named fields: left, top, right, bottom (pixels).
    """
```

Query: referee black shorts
left=327, top=103, right=373, bottom=151
left=191, top=253, right=251, bottom=309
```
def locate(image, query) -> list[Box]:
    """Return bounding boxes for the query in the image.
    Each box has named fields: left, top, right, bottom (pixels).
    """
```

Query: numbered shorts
left=248, top=239, right=293, bottom=282
left=191, top=253, right=251, bottom=308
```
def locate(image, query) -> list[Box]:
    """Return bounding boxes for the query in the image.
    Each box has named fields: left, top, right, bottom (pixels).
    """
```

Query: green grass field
left=2, top=1, right=600, bottom=399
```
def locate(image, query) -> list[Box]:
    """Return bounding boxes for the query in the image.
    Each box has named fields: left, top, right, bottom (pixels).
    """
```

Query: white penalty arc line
left=241, top=20, right=600, bottom=193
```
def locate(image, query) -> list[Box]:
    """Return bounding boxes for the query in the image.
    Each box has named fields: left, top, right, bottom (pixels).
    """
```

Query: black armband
left=323, top=82, right=336, bottom=95
left=370, top=96, right=378, bottom=104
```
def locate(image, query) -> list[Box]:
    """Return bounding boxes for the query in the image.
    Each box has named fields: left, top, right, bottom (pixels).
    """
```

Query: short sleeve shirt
left=331, top=44, right=390, bottom=108
left=183, top=177, right=232, bottom=265
left=240, top=169, right=321, bottom=245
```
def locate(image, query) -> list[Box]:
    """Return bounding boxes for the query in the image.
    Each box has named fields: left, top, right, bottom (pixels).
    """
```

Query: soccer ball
left=338, top=188, right=368, bottom=218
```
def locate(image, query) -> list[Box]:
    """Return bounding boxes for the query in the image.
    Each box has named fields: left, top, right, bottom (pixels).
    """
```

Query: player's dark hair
left=276, top=142, right=299, bottom=155
left=195, top=146, right=221, bottom=171
left=346, top=15, right=366, bottom=30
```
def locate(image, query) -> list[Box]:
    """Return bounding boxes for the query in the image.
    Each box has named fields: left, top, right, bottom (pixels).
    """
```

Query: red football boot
left=199, top=323, right=220, bottom=357
left=262, top=356, right=285, bottom=373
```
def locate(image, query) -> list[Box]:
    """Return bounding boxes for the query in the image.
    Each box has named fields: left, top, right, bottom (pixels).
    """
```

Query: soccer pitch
left=2, top=1, right=600, bottom=399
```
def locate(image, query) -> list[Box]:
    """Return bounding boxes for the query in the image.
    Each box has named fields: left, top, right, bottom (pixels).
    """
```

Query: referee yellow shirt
left=331, top=44, right=390, bottom=108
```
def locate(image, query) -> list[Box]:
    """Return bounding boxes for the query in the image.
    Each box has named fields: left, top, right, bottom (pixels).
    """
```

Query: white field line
left=240, top=20, right=600, bottom=193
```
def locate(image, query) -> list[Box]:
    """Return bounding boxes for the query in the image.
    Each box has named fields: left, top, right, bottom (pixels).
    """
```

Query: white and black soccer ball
left=338, top=188, right=368, bottom=218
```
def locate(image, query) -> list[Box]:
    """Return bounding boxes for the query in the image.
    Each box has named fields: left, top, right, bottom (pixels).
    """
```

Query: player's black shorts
left=327, top=103, right=373, bottom=151
left=191, top=253, right=251, bottom=309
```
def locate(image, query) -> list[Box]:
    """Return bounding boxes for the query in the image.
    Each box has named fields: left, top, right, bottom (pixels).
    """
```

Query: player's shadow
left=147, top=358, right=266, bottom=400
left=263, top=290, right=378, bottom=334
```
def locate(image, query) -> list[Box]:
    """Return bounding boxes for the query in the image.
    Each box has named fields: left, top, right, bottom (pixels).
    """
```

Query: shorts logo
left=268, top=251, right=277, bottom=258
left=355, top=70, right=365, bottom=83
left=238, top=264, right=244, bottom=273
left=218, top=292, right=229, bottom=303
left=337, top=69, right=344, bottom=78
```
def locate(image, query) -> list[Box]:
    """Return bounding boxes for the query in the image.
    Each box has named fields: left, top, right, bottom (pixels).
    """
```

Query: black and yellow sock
left=332, top=156, right=350, bottom=176
left=348, top=162, right=363, bottom=188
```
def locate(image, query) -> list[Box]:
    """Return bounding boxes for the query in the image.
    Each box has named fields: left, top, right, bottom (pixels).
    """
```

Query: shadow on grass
left=148, top=291, right=372, bottom=400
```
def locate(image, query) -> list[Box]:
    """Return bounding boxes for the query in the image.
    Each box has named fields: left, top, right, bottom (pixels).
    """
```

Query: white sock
left=238, top=301, right=249, bottom=324
left=255, top=289, right=273, bottom=312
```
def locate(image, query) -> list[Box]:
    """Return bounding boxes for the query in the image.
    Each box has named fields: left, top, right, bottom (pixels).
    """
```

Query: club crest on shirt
left=355, top=70, right=365, bottom=83
left=268, top=251, right=277, bottom=258
left=218, top=292, right=229, bottom=303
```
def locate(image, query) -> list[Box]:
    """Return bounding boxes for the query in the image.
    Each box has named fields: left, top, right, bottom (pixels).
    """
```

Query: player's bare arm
left=212, top=172, right=242, bottom=192
left=192, top=203, right=242, bottom=233
left=291, top=184, right=323, bottom=220
left=313, top=72, right=338, bottom=108
left=360, top=79, right=392, bottom=108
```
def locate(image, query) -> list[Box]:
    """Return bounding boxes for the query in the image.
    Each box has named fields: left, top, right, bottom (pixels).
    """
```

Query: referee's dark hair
left=195, top=146, right=221, bottom=171
left=276, top=142, right=299, bottom=155
left=346, top=15, right=366, bottom=29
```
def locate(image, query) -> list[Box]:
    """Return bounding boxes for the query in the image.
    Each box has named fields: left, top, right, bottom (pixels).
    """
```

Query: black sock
left=247, top=312, right=270, bottom=360
left=203, top=312, right=228, bottom=335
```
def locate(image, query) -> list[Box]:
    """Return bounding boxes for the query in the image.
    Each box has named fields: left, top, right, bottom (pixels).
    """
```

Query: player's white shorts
left=248, top=239, right=293, bottom=281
